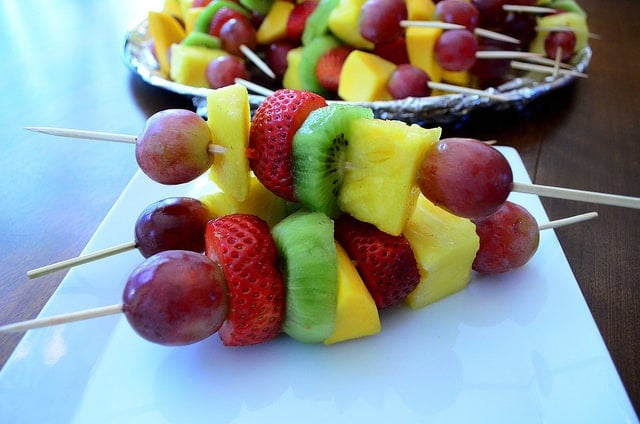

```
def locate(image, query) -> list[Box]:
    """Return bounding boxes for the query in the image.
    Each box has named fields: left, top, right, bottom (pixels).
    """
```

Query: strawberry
left=334, top=215, right=421, bottom=309
left=205, top=213, right=285, bottom=346
left=209, top=7, right=248, bottom=37
left=286, top=1, right=318, bottom=44
left=315, top=46, right=352, bottom=92
left=247, top=89, right=327, bottom=201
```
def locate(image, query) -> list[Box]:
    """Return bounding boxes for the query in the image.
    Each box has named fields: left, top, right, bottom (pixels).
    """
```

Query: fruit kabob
left=148, top=0, right=591, bottom=101
left=7, top=85, right=637, bottom=350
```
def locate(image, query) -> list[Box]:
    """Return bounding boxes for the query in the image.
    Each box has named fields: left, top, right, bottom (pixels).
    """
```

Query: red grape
left=502, top=12, right=537, bottom=48
left=386, top=64, right=432, bottom=99
left=471, top=0, right=507, bottom=29
left=544, top=31, right=577, bottom=61
left=135, top=109, right=212, bottom=185
left=435, top=29, right=478, bottom=71
left=435, top=0, right=480, bottom=31
left=205, top=55, right=249, bottom=88
left=417, top=138, right=513, bottom=219
left=218, top=16, right=257, bottom=56
left=123, top=250, right=229, bottom=346
left=266, top=40, right=295, bottom=80
left=359, top=0, right=407, bottom=44
left=134, top=197, right=212, bottom=258
left=472, top=201, right=539, bottom=274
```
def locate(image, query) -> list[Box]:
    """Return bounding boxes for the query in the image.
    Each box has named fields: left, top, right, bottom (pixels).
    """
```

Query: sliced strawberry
left=205, top=213, right=285, bottom=346
left=286, top=1, right=318, bottom=44
left=209, top=7, right=248, bottom=37
left=315, top=46, right=352, bottom=92
left=247, top=89, right=327, bottom=201
left=334, top=215, right=421, bottom=309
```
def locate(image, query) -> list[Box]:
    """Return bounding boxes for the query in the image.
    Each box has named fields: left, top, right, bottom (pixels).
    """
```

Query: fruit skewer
left=0, top=207, right=598, bottom=344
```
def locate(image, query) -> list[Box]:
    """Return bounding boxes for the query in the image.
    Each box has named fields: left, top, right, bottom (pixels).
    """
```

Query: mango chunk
left=324, top=242, right=381, bottom=344
left=148, top=10, right=186, bottom=76
left=403, top=196, right=479, bottom=309
left=169, top=44, right=227, bottom=87
left=405, top=26, right=443, bottom=83
left=406, top=0, right=435, bottom=20
left=282, top=47, right=305, bottom=90
left=328, top=0, right=375, bottom=50
left=257, top=0, right=295, bottom=44
left=338, top=50, right=396, bottom=102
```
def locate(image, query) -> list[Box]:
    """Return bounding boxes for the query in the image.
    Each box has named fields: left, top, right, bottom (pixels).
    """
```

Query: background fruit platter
left=122, top=13, right=591, bottom=125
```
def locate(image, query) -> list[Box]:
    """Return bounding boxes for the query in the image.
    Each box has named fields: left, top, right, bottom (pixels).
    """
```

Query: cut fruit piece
left=206, top=84, right=251, bottom=202
left=405, top=26, right=443, bottom=83
left=169, top=44, right=228, bottom=87
left=256, top=0, right=295, bottom=44
left=529, top=12, right=589, bottom=58
left=292, top=103, right=374, bottom=218
left=282, top=46, right=305, bottom=89
left=299, top=35, right=342, bottom=95
left=337, top=50, right=397, bottom=102
left=205, top=213, right=285, bottom=346
left=334, top=215, right=421, bottom=309
left=405, top=0, right=435, bottom=20
left=324, top=241, right=381, bottom=344
left=337, top=119, right=441, bottom=236
left=271, top=211, right=338, bottom=343
left=194, top=173, right=287, bottom=227
left=302, top=0, right=339, bottom=45
left=328, top=0, right=375, bottom=50
left=403, top=195, right=479, bottom=309
left=148, top=10, right=187, bottom=75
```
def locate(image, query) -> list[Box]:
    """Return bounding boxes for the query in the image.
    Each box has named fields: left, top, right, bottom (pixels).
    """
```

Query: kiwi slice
left=271, top=211, right=338, bottom=344
left=239, top=0, right=274, bottom=16
left=301, top=0, right=339, bottom=45
left=181, top=32, right=222, bottom=49
left=292, top=104, right=374, bottom=218
left=299, top=35, right=341, bottom=95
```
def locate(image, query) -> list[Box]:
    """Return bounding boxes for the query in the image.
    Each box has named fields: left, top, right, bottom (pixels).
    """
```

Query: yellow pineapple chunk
left=169, top=44, right=227, bottom=87
left=324, top=242, right=381, bottom=344
left=442, top=69, right=471, bottom=86
left=338, top=119, right=441, bottom=236
left=403, top=195, right=479, bottom=309
left=406, top=0, right=435, bottom=20
left=328, top=0, right=375, bottom=50
left=338, top=50, right=396, bottom=102
left=148, top=11, right=186, bottom=76
left=194, top=174, right=287, bottom=227
left=207, top=84, right=251, bottom=202
left=257, top=0, right=295, bottom=44
left=405, top=26, right=443, bottom=83
left=183, top=7, right=205, bottom=34
left=282, top=47, right=304, bottom=90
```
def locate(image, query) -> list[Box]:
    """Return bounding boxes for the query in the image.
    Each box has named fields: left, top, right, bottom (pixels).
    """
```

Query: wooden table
left=0, top=0, right=637, bottom=416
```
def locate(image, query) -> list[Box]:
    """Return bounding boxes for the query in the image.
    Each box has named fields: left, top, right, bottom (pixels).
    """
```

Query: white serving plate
left=0, top=147, right=636, bottom=424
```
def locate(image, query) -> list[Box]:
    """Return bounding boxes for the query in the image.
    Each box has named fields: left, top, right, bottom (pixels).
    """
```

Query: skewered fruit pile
left=8, top=84, right=622, bottom=351
left=147, top=0, right=590, bottom=101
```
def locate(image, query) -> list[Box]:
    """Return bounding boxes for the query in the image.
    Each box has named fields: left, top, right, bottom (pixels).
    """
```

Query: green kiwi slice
left=292, top=104, right=374, bottom=218
left=299, top=35, right=341, bottom=96
left=302, top=0, right=339, bottom=45
left=239, top=0, right=274, bottom=16
left=271, top=211, right=337, bottom=344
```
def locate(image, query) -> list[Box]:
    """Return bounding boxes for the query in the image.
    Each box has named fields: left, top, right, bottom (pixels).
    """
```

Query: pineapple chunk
left=338, top=50, right=396, bottom=102
left=194, top=174, right=287, bottom=227
left=405, top=0, right=435, bottom=20
left=328, top=0, right=375, bottom=50
left=338, top=119, right=441, bottom=236
left=207, top=84, right=251, bottom=202
left=324, top=242, right=381, bottom=344
left=183, top=7, right=205, bottom=34
left=148, top=11, right=186, bottom=76
left=169, top=44, right=227, bottom=87
left=256, top=0, right=295, bottom=44
left=406, top=26, right=443, bottom=83
left=403, top=195, right=479, bottom=309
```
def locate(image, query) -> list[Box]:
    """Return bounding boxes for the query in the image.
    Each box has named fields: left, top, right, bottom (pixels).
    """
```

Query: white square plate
left=0, top=147, right=636, bottom=423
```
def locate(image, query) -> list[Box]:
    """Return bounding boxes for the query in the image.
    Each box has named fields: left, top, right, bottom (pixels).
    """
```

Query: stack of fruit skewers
left=2, top=86, right=638, bottom=349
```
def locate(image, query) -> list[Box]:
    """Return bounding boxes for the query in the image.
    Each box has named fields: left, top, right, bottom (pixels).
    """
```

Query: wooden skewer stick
left=502, top=5, right=557, bottom=14
left=535, top=26, right=601, bottom=40
left=0, top=209, right=599, bottom=335
left=27, top=241, right=137, bottom=279
left=513, top=182, right=640, bottom=209
left=399, top=20, right=520, bottom=45
left=234, top=77, right=275, bottom=97
left=475, top=51, right=542, bottom=60
left=239, top=44, right=276, bottom=79
left=0, top=304, right=123, bottom=333
left=510, top=60, right=588, bottom=78
left=538, top=212, right=598, bottom=231
left=25, top=127, right=227, bottom=155
left=428, top=81, right=510, bottom=101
